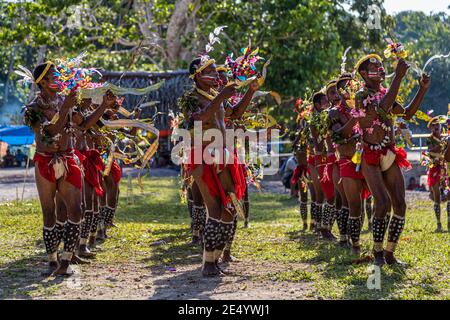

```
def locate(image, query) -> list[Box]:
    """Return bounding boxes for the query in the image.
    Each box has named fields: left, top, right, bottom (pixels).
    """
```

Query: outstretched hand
left=62, top=91, right=77, bottom=110
left=419, top=73, right=431, bottom=90
left=395, top=58, right=410, bottom=79
left=249, top=78, right=260, bottom=92
left=102, top=90, right=117, bottom=109
left=220, top=83, right=238, bottom=99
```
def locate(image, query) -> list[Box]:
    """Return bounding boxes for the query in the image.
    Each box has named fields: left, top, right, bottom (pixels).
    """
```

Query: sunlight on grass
left=0, top=177, right=449, bottom=299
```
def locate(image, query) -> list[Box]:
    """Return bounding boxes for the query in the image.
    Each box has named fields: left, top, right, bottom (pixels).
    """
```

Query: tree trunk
left=166, top=0, right=194, bottom=69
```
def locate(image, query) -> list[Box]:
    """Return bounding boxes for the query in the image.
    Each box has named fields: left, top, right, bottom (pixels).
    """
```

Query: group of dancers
left=290, top=53, right=431, bottom=266
left=23, top=61, right=122, bottom=276
left=178, top=44, right=434, bottom=274
left=23, top=39, right=443, bottom=279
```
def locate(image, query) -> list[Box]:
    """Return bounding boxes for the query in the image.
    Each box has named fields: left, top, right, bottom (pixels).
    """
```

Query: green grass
left=1, top=177, right=449, bottom=299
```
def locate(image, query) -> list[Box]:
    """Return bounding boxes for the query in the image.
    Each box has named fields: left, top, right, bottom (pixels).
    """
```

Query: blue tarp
left=0, top=125, right=35, bottom=146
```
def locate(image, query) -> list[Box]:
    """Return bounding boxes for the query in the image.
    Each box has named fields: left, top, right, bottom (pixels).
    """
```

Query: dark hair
left=189, top=58, right=202, bottom=76
left=312, top=92, right=326, bottom=105
left=33, top=63, right=51, bottom=88
left=337, top=73, right=353, bottom=90
left=357, top=59, right=371, bottom=74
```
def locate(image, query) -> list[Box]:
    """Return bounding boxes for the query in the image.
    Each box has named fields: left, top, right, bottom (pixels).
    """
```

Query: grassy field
left=0, top=177, right=449, bottom=299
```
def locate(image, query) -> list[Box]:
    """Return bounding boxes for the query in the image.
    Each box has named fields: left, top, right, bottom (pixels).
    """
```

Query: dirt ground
left=0, top=168, right=434, bottom=300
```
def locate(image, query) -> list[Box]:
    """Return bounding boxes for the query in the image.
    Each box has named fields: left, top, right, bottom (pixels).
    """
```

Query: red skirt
left=363, top=145, right=411, bottom=170
left=81, top=149, right=105, bottom=197
left=318, top=154, right=335, bottom=201
left=186, top=147, right=246, bottom=207
left=291, top=164, right=308, bottom=186
left=110, top=159, right=122, bottom=184
left=427, top=165, right=442, bottom=188
left=338, top=157, right=371, bottom=199
left=33, top=149, right=82, bottom=190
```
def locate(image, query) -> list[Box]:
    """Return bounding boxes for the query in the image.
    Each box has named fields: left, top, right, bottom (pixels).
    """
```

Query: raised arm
left=227, top=80, right=259, bottom=120
left=80, top=91, right=117, bottom=130
left=380, top=59, right=409, bottom=113
left=192, top=84, right=237, bottom=121
left=393, top=73, right=430, bottom=120
left=45, top=91, right=77, bottom=136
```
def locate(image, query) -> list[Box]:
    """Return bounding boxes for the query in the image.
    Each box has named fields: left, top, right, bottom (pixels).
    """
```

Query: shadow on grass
left=285, top=228, right=413, bottom=299
left=0, top=253, right=67, bottom=299
left=139, top=225, right=224, bottom=299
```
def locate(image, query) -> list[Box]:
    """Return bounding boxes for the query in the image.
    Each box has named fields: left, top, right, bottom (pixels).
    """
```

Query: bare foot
left=220, top=250, right=238, bottom=263
left=202, top=262, right=220, bottom=277
left=96, top=229, right=107, bottom=241
left=88, top=235, right=97, bottom=248
left=41, top=261, right=59, bottom=276
left=302, top=223, right=308, bottom=231
left=78, top=245, right=97, bottom=258
left=244, top=220, right=249, bottom=228
left=384, top=251, right=407, bottom=267
left=320, top=229, right=337, bottom=242
left=373, top=251, right=386, bottom=267
left=188, top=236, right=201, bottom=246
left=71, top=254, right=91, bottom=265
left=52, top=260, right=75, bottom=276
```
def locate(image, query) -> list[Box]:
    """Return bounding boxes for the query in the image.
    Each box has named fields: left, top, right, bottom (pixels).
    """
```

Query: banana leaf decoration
left=80, top=80, right=165, bottom=105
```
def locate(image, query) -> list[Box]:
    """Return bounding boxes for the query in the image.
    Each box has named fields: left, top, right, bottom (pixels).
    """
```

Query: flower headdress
left=189, top=26, right=227, bottom=80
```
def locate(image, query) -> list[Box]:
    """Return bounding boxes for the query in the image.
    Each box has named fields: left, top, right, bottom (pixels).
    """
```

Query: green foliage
left=0, top=1, right=447, bottom=131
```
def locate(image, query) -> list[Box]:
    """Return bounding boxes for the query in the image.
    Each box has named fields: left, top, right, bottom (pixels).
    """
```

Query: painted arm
left=380, top=59, right=409, bottom=112
left=393, top=73, right=431, bottom=120
left=228, top=81, right=259, bottom=120
left=45, top=92, right=76, bottom=136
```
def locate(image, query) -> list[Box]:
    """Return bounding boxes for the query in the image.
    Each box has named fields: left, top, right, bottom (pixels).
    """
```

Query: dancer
left=180, top=56, right=258, bottom=276
left=424, top=117, right=447, bottom=231
left=23, top=62, right=114, bottom=275
left=354, top=54, right=430, bottom=266
left=74, top=97, right=116, bottom=256
left=310, top=91, right=335, bottom=240
left=329, top=73, right=370, bottom=253
left=292, top=100, right=311, bottom=230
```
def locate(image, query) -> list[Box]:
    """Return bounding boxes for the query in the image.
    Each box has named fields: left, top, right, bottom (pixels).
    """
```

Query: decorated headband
left=190, top=26, right=227, bottom=80
left=326, top=80, right=337, bottom=92
left=427, top=115, right=446, bottom=128
left=15, top=61, right=55, bottom=85
left=354, top=54, right=383, bottom=74
left=312, top=91, right=326, bottom=103
left=216, top=65, right=228, bottom=72
left=189, top=58, right=216, bottom=79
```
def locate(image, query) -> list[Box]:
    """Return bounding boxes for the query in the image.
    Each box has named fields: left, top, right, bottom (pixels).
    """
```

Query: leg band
left=386, top=214, right=405, bottom=252
left=321, top=203, right=332, bottom=229
left=434, top=203, right=441, bottom=224
left=310, top=202, right=317, bottom=223
left=336, top=207, right=349, bottom=239
left=43, top=225, right=60, bottom=255
left=203, top=217, right=221, bottom=252
left=63, top=220, right=81, bottom=255
left=300, top=201, right=308, bottom=223
left=80, top=210, right=93, bottom=240
left=372, top=217, right=387, bottom=252
left=348, top=216, right=361, bottom=247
